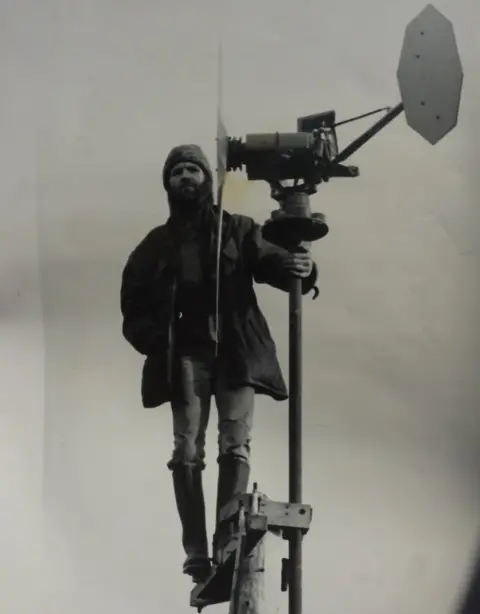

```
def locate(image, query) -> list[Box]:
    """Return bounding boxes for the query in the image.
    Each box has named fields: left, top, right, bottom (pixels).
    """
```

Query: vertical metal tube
left=288, top=276, right=303, bottom=614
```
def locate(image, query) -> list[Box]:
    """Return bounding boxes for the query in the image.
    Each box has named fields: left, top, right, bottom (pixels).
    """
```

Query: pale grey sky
left=0, top=1, right=479, bottom=613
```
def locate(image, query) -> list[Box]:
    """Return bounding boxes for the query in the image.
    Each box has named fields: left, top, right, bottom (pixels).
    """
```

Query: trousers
left=167, top=347, right=255, bottom=471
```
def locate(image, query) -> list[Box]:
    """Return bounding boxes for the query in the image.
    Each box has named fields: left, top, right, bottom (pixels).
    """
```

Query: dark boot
left=172, top=465, right=211, bottom=583
left=213, top=456, right=250, bottom=564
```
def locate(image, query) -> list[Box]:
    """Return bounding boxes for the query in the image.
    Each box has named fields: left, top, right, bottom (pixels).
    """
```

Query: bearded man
left=120, top=144, right=318, bottom=582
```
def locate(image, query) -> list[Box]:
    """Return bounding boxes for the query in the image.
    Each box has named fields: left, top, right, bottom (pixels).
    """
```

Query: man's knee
left=167, top=438, right=206, bottom=470
left=218, top=419, right=252, bottom=464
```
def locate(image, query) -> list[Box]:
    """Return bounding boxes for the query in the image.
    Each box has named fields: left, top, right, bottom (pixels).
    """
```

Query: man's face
left=168, top=161, right=206, bottom=201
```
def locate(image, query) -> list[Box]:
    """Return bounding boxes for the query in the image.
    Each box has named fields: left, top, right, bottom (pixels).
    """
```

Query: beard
left=166, top=177, right=214, bottom=230
left=178, top=184, right=197, bottom=199
left=169, top=181, right=201, bottom=205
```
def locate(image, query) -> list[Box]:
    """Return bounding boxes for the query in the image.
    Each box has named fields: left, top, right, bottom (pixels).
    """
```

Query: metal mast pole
left=264, top=191, right=327, bottom=614
left=262, top=188, right=328, bottom=614
left=288, top=275, right=303, bottom=614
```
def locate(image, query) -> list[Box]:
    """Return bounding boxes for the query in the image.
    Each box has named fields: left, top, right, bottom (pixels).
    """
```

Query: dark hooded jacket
left=120, top=144, right=319, bottom=408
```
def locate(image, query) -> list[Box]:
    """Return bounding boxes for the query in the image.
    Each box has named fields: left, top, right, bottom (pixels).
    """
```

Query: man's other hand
left=284, top=252, right=313, bottom=278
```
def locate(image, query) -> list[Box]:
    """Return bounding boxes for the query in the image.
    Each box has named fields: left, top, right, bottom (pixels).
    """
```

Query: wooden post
left=230, top=534, right=266, bottom=614
left=189, top=489, right=311, bottom=612
left=228, top=486, right=267, bottom=614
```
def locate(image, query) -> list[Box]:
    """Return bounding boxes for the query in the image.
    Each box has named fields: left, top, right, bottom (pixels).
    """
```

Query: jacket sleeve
left=120, top=239, right=164, bottom=356
left=243, top=217, right=318, bottom=295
